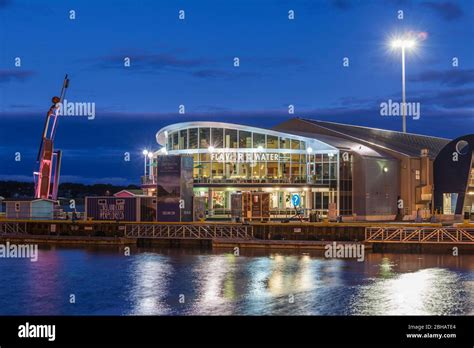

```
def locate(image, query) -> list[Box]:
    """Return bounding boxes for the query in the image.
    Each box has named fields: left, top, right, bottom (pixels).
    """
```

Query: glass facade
left=158, top=124, right=352, bottom=217
left=164, top=126, right=317, bottom=184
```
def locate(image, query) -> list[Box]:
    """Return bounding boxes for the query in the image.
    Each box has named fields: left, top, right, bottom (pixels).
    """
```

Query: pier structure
left=1, top=219, right=473, bottom=252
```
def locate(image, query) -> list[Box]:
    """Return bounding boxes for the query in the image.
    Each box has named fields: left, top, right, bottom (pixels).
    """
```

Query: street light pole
left=401, top=46, right=406, bottom=133
left=390, top=37, right=416, bottom=133
left=148, top=152, right=154, bottom=180
left=142, top=149, right=149, bottom=177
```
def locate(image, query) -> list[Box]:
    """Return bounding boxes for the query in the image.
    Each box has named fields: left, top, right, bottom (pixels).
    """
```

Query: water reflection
left=188, top=254, right=238, bottom=314
left=127, top=253, right=172, bottom=315
left=0, top=246, right=472, bottom=315
left=350, top=268, right=471, bottom=315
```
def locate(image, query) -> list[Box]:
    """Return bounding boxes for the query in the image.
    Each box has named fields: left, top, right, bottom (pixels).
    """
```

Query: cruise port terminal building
left=142, top=118, right=474, bottom=221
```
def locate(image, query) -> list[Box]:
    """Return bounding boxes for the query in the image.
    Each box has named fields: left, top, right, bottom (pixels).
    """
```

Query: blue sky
left=0, top=0, right=473, bottom=184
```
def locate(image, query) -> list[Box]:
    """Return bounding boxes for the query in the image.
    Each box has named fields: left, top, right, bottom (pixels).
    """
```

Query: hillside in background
left=0, top=181, right=141, bottom=199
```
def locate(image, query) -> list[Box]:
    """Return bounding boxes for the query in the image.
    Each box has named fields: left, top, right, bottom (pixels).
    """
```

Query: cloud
left=91, top=51, right=300, bottom=79
left=0, top=70, right=35, bottom=83
left=94, top=52, right=210, bottom=72
left=409, top=69, right=474, bottom=86
left=8, top=104, right=34, bottom=109
left=421, top=1, right=463, bottom=21
left=411, top=87, right=474, bottom=109
left=191, top=69, right=260, bottom=79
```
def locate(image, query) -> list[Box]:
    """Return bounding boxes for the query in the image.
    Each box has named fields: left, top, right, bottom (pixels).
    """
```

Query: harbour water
left=0, top=246, right=472, bottom=315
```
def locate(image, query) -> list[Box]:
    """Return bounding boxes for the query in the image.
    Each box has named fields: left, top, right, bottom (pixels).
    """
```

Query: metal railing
left=125, top=223, right=253, bottom=239
left=365, top=226, right=474, bottom=244
left=0, top=221, right=27, bottom=235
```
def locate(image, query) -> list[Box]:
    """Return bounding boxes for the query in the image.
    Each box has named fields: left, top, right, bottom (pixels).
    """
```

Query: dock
left=0, top=219, right=473, bottom=251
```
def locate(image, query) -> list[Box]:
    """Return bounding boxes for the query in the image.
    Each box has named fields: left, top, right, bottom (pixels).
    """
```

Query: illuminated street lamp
left=390, top=37, right=417, bottom=133
left=142, top=149, right=149, bottom=176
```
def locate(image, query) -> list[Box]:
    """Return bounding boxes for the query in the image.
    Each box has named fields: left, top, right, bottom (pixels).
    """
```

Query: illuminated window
left=224, top=129, right=238, bottom=148
left=172, top=132, right=179, bottom=150
left=199, top=128, right=210, bottom=148
left=415, top=170, right=420, bottom=180
left=179, top=129, right=188, bottom=149
left=239, top=131, right=251, bottom=148
left=280, top=137, right=291, bottom=149
left=253, top=133, right=266, bottom=148
left=189, top=129, right=198, bottom=149
left=267, top=135, right=278, bottom=149
left=211, top=128, right=223, bottom=148
left=291, top=139, right=301, bottom=150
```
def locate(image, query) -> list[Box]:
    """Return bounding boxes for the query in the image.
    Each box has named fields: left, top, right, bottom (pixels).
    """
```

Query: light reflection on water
left=0, top=247, right=472, bottom=315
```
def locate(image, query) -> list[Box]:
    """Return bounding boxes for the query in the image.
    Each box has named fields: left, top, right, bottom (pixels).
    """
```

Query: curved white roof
left=156, top=121, right=337, bottom=152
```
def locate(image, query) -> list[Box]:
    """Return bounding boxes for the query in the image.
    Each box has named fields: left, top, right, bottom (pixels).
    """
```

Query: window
left=239, top=131, right=252, bottom=148
left=15, top=202, right=20, bottom=212
left=199, top=128, right=210, bottom=148
left=200, top=153, right=210, bottom=162
left=211, top=128, right=223, bottom=148
left=189, top=128, right=198, bottom=149
left=179, top=129, right=188, bottom=149
left=267, top=135, right=278, bottom=149
left=415, top=170, right=421, bottom=180
left=224, top=129, right=238, bottom=148
left=167, top=132, right=175, bottom=151
left=291, top=139, right=301, bottom=150
left=253, top=133, right=266, bottom=149
left=172, top=132, right=179, bottom=150
left=280, top=137, right=291, bottom=149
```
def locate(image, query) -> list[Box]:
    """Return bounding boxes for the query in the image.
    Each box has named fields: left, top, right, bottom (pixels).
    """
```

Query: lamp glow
left=208, top=146, right=215, bottom=153
left=391, top=38, right=416, bottom=49
left=142, top=149, right=149, bottom=156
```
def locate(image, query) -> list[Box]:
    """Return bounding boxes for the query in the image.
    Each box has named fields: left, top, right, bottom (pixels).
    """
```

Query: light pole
left=147, top=152, right=154, bottom=180
left=142, top=149, right=149, bottom=177
left=391, top=38, right=416, bottom=133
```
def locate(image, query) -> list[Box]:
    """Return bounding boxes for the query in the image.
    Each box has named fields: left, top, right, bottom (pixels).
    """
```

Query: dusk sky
left=0, top=0, right=473, bottom=185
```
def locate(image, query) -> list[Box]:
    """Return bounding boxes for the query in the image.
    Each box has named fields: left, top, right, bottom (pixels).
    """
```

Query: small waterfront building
left=85, top=195, right=157, bottom=222
left=113, top=189, right=144, bottom=197
left=5, top=198, right=57, bottom=220
left=142, top=119, right=471, bottom=221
